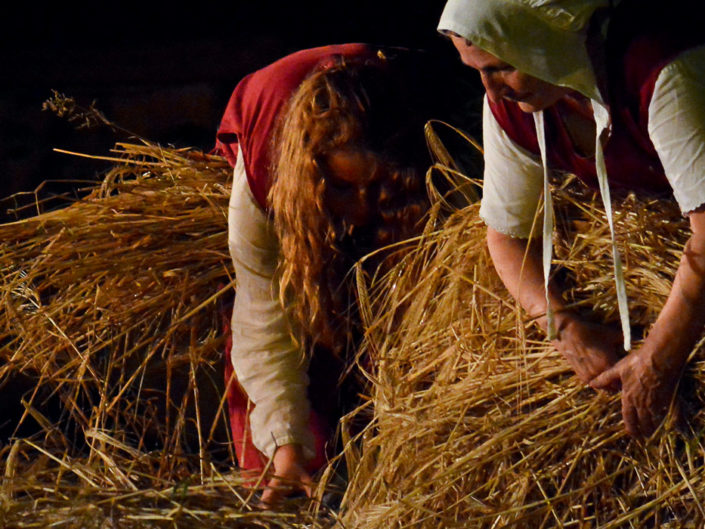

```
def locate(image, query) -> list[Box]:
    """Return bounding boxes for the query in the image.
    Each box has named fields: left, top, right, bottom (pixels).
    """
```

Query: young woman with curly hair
left=215, top=43, right=468, bottom=504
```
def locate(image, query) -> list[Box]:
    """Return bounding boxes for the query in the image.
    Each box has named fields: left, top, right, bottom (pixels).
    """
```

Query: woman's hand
left=552, top=317, right=622, bottom=388
left=259, top=444, right=313, bottom=507
left=590, top=210, right=705, bottom=437
left=592, top=346, right=680, bottom=437
left=486, top=229, right=620, bottom=385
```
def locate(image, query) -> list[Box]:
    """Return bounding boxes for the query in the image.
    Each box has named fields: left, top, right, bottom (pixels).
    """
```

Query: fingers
left=622, top=395, right=662, bottom=438
left=559, top=349, right=612, bottom=386
left=258, top=472, right=313, bottom=509
left=553, top=323, right=620, bottom=386
left=589, top=365, right=621, bottom=392
left=590, top=349, right=677, bottom=439
left=259, top=478, right=284, bottom=508
left=621, top=394, right=639, bottom=437
left=620, top=378, right=672, bottom=438
left=638, top=409, right=658, bottom=438
left=302, top=477, right=313, bottom=498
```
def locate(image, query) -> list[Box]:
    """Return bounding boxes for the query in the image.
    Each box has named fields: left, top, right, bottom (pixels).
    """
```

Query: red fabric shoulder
left=606, top=0, right=705, bottom=141
left=214, top=44, right=375, bottom=210
left=488, top=98, right=539, bottom=156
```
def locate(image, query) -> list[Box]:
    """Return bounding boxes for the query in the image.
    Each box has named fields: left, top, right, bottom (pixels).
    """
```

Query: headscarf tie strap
left=533, top=104, right=631, bottom=350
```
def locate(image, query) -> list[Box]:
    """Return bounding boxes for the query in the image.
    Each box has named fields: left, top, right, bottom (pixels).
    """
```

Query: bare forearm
left=487, top=227, right=623, bottom=384
left=591, top=212, right=705, bottom=437
left=643, top=226, right=705, bottom=373
left=486, top=227, right=569, bottom=331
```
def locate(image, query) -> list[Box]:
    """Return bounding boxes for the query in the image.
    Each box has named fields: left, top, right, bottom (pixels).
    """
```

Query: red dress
left=215, top=44, right=378, bottom=474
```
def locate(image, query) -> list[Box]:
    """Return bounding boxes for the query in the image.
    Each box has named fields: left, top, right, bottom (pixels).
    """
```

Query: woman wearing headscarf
left=437, top=0, right=705, bottom=437
left=215, top=44, right=466, bottom=504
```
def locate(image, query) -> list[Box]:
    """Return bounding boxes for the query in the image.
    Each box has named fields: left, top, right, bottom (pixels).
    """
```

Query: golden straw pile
left=0, top=142, right=339, bottom=528
left=339, top=176, right=705, bottom=528
left=2, top=133, right=704, bottom=528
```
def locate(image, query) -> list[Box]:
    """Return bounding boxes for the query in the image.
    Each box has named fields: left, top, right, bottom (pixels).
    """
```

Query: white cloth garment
left=479, top=45, right=705, bottom=237
left=228, top=150, right=315, bottom=459
left=438, top=0, right=705, bottom=347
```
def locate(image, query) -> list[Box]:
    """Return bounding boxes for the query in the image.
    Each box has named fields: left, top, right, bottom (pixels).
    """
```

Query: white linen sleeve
left=228, top=151, right=315, bottom=459
left=648, top=45, right=705, bottom=214
left=478, top=96, right=545, bottom=238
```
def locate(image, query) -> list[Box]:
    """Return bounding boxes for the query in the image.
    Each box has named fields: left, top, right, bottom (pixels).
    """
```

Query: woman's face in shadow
left=322, top=149, right=387, bottom=228
left=450, top=35, right=572, bottom=113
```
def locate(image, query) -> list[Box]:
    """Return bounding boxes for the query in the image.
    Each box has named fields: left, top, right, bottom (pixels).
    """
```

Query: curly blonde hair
left=269, top=52, right=440, bottom=356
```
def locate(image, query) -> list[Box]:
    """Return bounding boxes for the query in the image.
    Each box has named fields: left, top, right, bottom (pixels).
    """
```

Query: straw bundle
left=1, top=142, right=234, bottom=456
left=340, top=177, right=705, bottom=528
left=3, top=126, right=704, bottom=527
left=0, top=142, right=338, bottom=527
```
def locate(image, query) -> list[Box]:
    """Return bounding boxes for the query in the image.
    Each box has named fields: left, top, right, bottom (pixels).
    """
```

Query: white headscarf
left=438, top=0, right=609, bottom=101
left=439, top=0, right=632, bottom=350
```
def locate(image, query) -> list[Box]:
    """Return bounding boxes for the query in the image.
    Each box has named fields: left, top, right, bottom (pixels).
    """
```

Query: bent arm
left=644, top=210, right=705, bottom=372
left=590, top=46, right=705, bottom=435
left=644, top=44, right=705, bottom=368
left=486, top=228, right=566, bottom=332
left=487, top=228, right=621, bottom=384
left=592, top=210, right=705, bottom=436
left=228, top=151, right=315, bottom=460
left=480, top=95, right=620, bottom=383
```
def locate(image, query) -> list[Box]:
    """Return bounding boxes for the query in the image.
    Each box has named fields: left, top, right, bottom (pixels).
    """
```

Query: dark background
left=1, top=1, right=482, bottom=218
